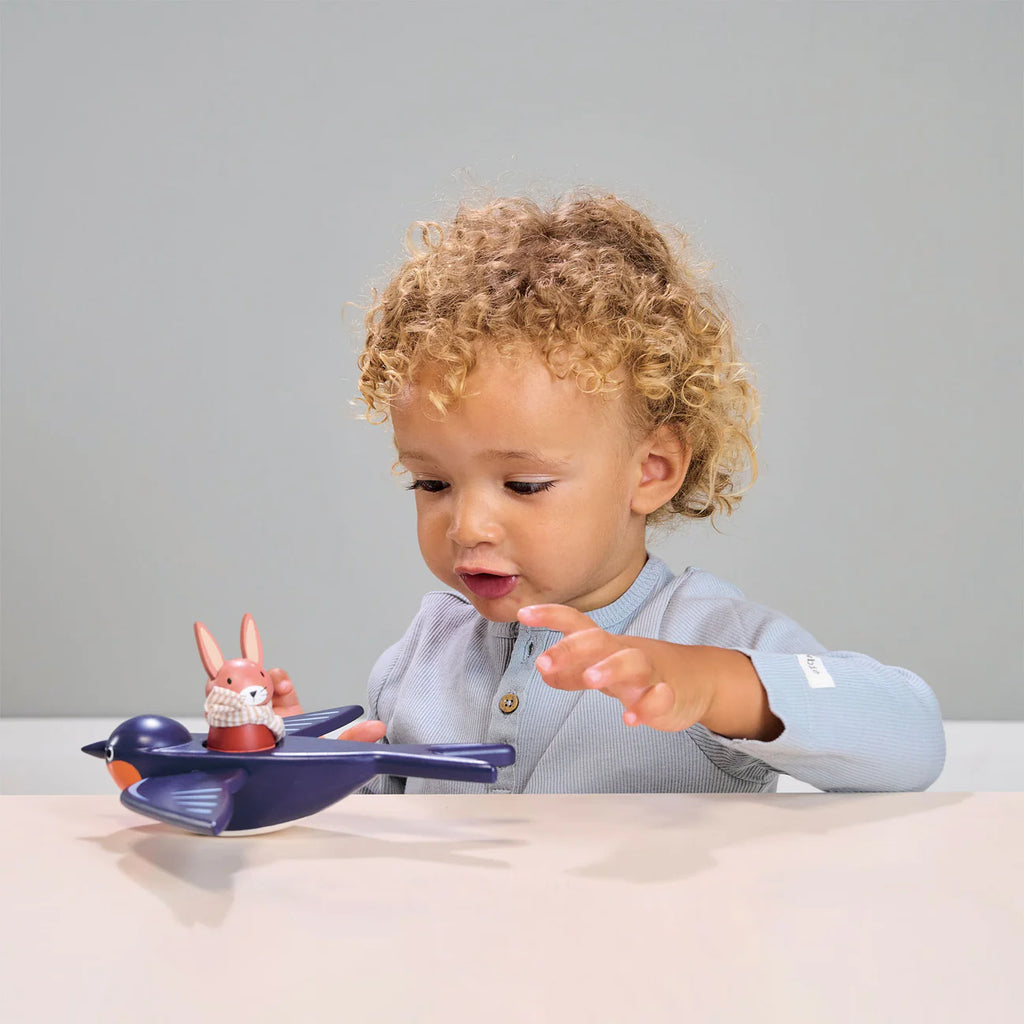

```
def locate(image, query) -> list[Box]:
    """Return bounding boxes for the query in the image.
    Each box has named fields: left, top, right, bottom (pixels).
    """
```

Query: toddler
left=274, top=190, right=945, bottom=794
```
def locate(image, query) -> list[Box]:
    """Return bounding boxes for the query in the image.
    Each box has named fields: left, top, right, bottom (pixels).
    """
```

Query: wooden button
left=498, top=692, right=519, bottom=714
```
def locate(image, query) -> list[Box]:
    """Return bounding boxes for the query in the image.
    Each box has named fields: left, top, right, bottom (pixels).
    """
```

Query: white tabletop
left=1, top=792, right=1021, bottom=1023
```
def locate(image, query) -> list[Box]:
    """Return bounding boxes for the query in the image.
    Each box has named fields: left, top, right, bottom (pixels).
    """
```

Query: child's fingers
left=530, top=623, right=697, bottom=732
left=580, top=646, right=656, bottom=694
left=337, top=720, right=387, bottom=743
left=538, top=643, right=657, bottom=715
left=623, top=681, right=680, bottom=730
left=583, top=648, right=660, bottom=713
left=268, top=667, right=304, bottom=716
left=534, top=628, right=620, bottom=689
left=518, top=603, right=599, bottom=636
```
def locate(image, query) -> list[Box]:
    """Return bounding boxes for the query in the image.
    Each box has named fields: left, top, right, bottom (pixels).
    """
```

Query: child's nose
left=446, top=491, right=502, bottom=547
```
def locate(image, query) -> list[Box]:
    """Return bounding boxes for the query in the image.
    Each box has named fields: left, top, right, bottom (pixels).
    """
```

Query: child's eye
left=406, top=479, right=449, bottom=493
left=506, top=480, right=556, bottom=496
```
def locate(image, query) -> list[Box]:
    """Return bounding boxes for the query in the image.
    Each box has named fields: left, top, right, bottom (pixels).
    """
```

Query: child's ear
left=630, top=425, right=691, bottom=516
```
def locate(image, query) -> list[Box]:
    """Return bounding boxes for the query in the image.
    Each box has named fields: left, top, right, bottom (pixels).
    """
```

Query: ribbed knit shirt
left=362, top=554, right=945, bottom=794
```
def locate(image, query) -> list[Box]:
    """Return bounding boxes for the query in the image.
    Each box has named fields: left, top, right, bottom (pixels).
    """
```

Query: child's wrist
left=698, top=647, right=782, bottom=741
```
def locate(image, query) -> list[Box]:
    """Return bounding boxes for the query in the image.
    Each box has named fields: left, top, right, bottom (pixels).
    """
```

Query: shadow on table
left=81, top=821, right=523, bottom=927
left=567, top=791, right=974, bottom=884
left=79, top=792, right=977, bottom=923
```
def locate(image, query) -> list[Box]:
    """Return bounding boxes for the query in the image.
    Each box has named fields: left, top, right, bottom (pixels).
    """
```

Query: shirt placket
left=486, top=625, right=540, bottom=793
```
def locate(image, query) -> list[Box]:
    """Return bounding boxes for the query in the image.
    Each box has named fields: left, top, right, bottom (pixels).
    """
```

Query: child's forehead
left=392, top=346, right=641, bottom=457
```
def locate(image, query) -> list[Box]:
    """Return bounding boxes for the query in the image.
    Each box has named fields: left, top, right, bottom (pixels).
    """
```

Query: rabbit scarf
left=204, top=687, right=286, bottom=741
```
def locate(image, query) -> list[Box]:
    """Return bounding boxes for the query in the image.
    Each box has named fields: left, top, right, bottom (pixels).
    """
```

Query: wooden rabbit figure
left=196, top=614, right=285, bottom=753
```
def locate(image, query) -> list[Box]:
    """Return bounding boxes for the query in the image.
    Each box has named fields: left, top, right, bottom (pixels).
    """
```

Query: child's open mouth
left=458, top=572, right=519, bottom=600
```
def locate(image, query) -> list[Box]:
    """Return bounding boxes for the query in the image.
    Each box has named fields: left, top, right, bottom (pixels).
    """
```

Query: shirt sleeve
left=355, top=635, right=407, bottom=795
left=730, top=644, right=945, bottom=791
left=662, top=582, right=946, bottom=792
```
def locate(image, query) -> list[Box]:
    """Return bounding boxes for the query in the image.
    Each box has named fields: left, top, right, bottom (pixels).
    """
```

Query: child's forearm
left=631, top=639, right=784, bottom=742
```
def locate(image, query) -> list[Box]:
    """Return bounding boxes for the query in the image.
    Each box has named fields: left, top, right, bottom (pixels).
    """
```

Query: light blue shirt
left=362, top=555, right=945, bottom=794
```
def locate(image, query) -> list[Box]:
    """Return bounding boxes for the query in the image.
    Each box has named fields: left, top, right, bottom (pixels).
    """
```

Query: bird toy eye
left=105, top=745, right=114, bottom=763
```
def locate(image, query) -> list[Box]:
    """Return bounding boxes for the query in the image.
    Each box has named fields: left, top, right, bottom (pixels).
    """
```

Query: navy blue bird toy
left=82, top=614, right=514, bottom=836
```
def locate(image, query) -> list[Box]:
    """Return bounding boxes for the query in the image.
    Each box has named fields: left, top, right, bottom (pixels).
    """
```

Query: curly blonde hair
left=356, top=189, right=758, bottom=523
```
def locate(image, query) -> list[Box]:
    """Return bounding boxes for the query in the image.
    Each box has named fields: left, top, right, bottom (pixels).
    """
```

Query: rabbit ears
left=193, top=613, right=264, bottom=679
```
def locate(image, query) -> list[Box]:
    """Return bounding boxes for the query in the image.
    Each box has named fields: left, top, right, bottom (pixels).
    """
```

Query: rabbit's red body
left=206, top=723, right=277, bottom=753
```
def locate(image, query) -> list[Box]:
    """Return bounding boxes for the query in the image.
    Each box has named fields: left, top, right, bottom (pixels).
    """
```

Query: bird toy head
left=82, top=715, right=194, bottom=790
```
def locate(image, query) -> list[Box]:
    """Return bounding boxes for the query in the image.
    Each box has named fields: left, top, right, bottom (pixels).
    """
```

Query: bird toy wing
left=371, top=742, right=516, bottom=783
left=121, top=768, right=248, bottom=836
left=280, top=704, right=365, bottom=738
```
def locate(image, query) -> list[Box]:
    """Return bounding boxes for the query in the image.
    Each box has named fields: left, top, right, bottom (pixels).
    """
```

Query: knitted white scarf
left=204, top=686, right=286, bottom=741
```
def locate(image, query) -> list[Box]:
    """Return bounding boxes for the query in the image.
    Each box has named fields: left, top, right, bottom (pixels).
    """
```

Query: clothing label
left=797, top=654, right=835, bottom=689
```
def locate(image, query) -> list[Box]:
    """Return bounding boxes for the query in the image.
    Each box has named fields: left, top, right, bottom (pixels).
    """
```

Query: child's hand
left=267, top=667, right=387, bottom=741
left=518, top=604, right=781, bottom=740
left=267, top=667, right=304, bottom=716
left=518, top=604, right=715, bottom=732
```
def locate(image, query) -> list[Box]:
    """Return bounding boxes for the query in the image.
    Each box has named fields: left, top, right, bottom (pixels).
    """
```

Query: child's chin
left=467, top=596, right=522, bottom=623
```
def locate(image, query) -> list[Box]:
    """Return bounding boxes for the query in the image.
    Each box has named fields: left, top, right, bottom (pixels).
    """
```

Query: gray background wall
left=3, top=1, right=1021, bottom=720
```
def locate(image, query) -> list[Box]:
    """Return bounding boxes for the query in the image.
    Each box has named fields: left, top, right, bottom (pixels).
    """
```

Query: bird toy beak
left=82, top=740, right=106, bottom=759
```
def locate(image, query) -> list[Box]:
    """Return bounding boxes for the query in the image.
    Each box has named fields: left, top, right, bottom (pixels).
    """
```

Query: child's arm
left=519, top=601, right=945, bottom=792
left=519, top=605, right=782, bottom=740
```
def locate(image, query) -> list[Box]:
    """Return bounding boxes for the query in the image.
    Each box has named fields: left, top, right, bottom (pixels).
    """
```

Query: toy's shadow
left=565, top=791, right=974, bottom=884
left=82, top=817, right=523, bottom=927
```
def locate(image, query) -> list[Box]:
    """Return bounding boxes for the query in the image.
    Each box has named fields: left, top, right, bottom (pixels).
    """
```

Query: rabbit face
left=236, top=683, right=269, bottom=706
left=207, top=659, right=272, bottom=706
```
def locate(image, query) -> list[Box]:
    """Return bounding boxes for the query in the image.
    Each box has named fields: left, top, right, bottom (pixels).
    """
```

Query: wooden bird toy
left=82, top=614, right=514, bottom=835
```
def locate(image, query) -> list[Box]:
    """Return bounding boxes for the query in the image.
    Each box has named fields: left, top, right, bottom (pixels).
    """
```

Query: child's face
left=391, top=346, right=668, bottom=621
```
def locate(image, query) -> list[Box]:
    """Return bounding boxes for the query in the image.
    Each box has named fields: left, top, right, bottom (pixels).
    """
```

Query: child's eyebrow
left=395, top=449, right=439, bottom=465
left=397, top=447, right=570, bottom=468
left=481, top=448, right=570, bottom=467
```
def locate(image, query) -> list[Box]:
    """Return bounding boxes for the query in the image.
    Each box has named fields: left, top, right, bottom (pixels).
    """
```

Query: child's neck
left=567, top=549, right=650, bottom=614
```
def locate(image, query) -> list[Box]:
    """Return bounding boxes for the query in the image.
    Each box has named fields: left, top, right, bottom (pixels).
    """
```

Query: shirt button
left=526, top=641, right=534, bottom=656
left=498, top=692, right=519, bottom=714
